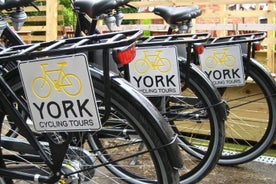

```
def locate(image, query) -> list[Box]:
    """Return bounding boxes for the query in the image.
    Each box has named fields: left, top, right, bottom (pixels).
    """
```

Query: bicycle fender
left=179, top=60, right=227, bottom=121
left=245, top=57, right=276, bottom=92
left=89, top=64, right=184, bottom=169
left=4, top=66, right=184, bottom=169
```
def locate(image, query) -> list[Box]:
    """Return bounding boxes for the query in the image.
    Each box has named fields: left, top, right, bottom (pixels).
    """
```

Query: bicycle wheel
left=205, top=56, right=218, bottom=69
left=32, top=76, right=51, bottom=99
left=152, top=60, right=226, bottom=183
left=85, top=66, right=181, bottom=183
left=2, top=67, right=180, bottom=183
left=62, top=74, right=82, bottom=97
left=157, top=58, right=171, bottom=73
left=0, top=113, right=97, bottom=183
left=224, top=55, right=236, bottom=68
left=218, top=57, right=276, bottom=165
left=134, top=59, right=150, bottom=74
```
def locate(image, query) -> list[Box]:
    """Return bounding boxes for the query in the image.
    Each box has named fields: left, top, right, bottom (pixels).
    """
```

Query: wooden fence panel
left=18, top=0, right=275, bottom=72
left=98, top=1, right=276, bottom=72
left=18, top=0, right=64, bottom=43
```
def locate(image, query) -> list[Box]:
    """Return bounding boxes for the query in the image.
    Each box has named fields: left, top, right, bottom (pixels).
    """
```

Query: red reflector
left=195, top=44, right=204, bottom=55
left=255, top=43, right=262, bottom=51
left=117, top=45, right=136, bottom=65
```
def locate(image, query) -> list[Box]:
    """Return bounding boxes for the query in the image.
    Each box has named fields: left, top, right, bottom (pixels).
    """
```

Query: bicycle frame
left=0, top=16, right=146, bottom=181
left=33, top=62, right=82, bottom=98
left=0, top=74, right=68, bottom=182
left=0, top=3, right=189, bottom=174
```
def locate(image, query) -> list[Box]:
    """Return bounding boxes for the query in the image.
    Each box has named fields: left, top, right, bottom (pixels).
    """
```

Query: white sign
left=19, top=54, right=101, bottom=132
left=128, top=46, right=181, bottom=96
left=199, top=45, right=245, bottom=87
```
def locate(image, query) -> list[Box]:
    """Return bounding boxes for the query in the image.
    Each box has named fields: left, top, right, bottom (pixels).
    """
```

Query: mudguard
left=179, top=59, right=227, bottom=121
left=4, top=66, right=184, bottom=169
left=89, top=64, right=184, bottom=169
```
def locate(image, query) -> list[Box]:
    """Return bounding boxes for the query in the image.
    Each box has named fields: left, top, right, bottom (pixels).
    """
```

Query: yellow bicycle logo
left=134, top=50, right=172, bottom=74
left=32, top=62, right=82, bottom=99
left=205, top=48, right=236, bottom=69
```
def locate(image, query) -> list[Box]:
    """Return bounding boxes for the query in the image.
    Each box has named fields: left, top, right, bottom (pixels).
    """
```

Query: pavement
left=200, top=156, right=276, bottom=184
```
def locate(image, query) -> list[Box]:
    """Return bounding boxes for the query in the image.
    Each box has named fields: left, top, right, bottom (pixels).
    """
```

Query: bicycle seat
left=73, top=0, right=130, bottom=18
left=153, top=5, right=202, bottom=25
left=0, top=0, right=34, bottom=11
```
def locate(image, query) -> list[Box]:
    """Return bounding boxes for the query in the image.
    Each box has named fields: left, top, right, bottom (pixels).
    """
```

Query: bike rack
left=0, top=29, right=143, bottom=122
left=0, top=30, right=212, bottom=122
left=136, top=32, right=211, bottom=47
left=135, top=32, right=212, bottom=83
left=0, top=30, right=143, bottom=62
left=206, top=32, right=266, bottom=46
left=203, top=31, right=267, bottom=71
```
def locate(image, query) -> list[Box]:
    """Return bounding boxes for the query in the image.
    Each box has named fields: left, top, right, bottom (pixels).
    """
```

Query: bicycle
left=1, top=0, right=227, bottom=183
left=204, top=48, right=236, bottom=69
left=71, top=0, right=227, bottom=183
left=0, top=1, right=183, bottom=183
left=152, top=5, right=276, bottom=165
left=134, top=50, right=171, bottom=74
left=32, top=62, right=82, bottom=99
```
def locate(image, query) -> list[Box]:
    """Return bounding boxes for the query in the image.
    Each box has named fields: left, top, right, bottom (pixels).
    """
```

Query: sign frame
left=18, top=53, right=101, bottom=132
left=128, top=46, right=181, bottom=96
left=198, top=44, right=245, bottom=87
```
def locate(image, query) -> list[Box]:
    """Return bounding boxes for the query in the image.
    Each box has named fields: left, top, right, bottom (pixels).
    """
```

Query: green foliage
left=59, top=0, right=76, bottom=26
left=140, top=19, right=151, bottom=36
left=120, top=6, right=138, bottom=25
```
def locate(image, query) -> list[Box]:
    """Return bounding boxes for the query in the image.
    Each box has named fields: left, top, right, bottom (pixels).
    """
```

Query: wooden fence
left=97, top=0, right=276, bottom=73
left=17, top=0, right=276, bottom=72
left=18, top=0, right=63, bottom=43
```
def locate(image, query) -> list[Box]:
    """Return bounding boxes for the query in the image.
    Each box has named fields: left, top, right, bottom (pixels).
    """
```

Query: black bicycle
left=71, top=0, right=227, bottom=183
left=1, top=0, right=228, bottom=183
left=0, top=1, right=183, bottom=183
left=152, top=5, right=276, bottom=165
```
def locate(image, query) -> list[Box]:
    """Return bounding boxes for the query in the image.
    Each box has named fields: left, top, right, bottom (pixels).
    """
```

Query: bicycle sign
left=32, top=62, right=82, bottom=99
left=199, top=45, right=245, bottom=87
left=128, top=46, right=181, bottom=96
left=19, top=54, right=101, bottom=132
left=133, top=50, right=172, bottom=74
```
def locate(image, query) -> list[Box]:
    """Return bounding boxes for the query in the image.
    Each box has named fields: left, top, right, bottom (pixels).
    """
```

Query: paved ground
left=200, top=160, right=276, bottom=184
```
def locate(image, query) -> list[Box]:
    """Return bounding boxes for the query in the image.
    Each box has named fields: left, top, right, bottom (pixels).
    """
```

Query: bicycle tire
left=218, top=57, right=276, bottom=165
left=151, top=60, right=226, bottom=183
left=134, top=59, right=150, bottom=74
left=1, top=67, right=180, bottom=183
left=175, top=61, right=225, bottom=183
left=86, top=66, right=180, bottom=183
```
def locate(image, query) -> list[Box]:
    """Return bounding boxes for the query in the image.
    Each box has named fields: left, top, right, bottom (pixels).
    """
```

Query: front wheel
left=157, top=58, right=171, bottom=73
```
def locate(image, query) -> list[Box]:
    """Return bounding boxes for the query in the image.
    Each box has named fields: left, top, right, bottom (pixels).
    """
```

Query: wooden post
left=266, top=3, right=276, bottom=73
left=220, top=5, right=227, bottom=36
left=46, top=0, right=58, bottom=41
